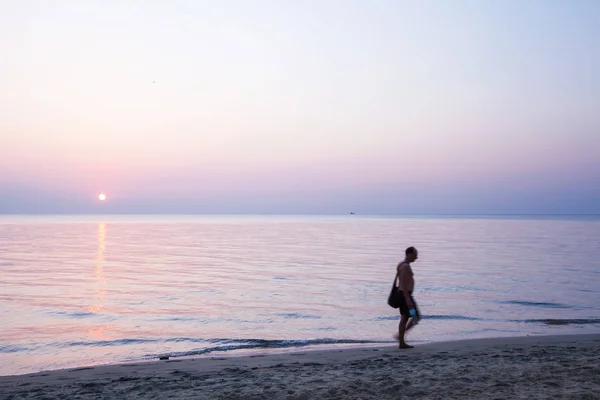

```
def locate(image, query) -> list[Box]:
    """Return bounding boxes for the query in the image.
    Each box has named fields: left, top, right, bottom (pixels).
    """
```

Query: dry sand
left=1, top=334, right=599, bottom=399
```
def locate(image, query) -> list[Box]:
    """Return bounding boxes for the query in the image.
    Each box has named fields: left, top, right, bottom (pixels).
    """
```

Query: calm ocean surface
left=1, top=215, right=599, bottom=376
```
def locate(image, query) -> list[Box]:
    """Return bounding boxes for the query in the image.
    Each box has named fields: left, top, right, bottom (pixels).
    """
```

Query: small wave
left=422, top=314, right=484, bottom=321
left=1, top=337, right=228, bottom=353
left=148, top=338, right=385, bottom=359
left=64, top=337, right=224, bottom=348
left=190, top=289, right=222, bottom=294
left=50, top=311, right=98, bottom=318
left=6, top=333, right=397, bottom=357
left=522, top=318, right=600, bottom=326
left=274, top=313, right=321, bottom=320
left=375, top=314, right=483, bottom=321
left=499, top=300, right=571, bottom=309
left=423, top=285, right=486, bottom=293
left=0, top=344, right=30, bottom=354
left=153, top=316, right=208, bottom=323
left=151, top=316, right=273, bottom=324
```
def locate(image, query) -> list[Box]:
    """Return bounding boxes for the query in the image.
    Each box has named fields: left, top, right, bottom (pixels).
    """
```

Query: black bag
left=387, top=274, right=402, bottom=308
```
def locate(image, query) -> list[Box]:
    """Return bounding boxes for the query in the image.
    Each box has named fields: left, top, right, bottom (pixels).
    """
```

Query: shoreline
left=2, top=333, right=599, bottom=399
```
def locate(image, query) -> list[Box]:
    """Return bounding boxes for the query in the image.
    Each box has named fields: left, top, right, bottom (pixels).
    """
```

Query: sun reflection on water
left=87, top=222, right=110, bottom=339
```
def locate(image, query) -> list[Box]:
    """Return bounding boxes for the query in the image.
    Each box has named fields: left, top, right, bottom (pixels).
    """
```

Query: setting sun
left=98, top=193, right=107, bottom=201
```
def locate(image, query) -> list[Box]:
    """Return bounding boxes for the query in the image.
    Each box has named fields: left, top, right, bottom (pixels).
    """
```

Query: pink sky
left=1, top=1, right=599, bottom=214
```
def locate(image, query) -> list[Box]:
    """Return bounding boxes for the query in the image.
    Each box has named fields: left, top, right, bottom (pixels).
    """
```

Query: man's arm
left=399, top=266, right=415, bottom=309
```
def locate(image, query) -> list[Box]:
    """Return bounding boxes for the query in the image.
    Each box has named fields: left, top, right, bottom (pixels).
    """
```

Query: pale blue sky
left=1, top=1, right=599, bottom=214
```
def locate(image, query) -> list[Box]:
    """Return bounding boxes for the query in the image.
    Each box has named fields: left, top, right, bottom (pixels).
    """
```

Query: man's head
left=405, top=246, right=418, bottom=262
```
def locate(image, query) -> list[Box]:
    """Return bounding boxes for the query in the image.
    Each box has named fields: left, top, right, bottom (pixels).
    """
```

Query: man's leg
left=398, top=314, right=413, bottom=348
left=405, top=295, right=420, bottom=332
left=405, top=316, right=420, bottom=332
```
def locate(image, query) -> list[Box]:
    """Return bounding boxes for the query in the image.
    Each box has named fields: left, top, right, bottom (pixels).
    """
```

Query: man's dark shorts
left=398, top=291, right=420, bottom=318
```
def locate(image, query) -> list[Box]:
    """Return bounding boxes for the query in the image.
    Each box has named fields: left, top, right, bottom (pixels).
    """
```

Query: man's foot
left=399, top=343, right=414, bottom=349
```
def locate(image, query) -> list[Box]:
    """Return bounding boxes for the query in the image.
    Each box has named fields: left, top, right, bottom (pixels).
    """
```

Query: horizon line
left=1, top=213, right=599, bottom=217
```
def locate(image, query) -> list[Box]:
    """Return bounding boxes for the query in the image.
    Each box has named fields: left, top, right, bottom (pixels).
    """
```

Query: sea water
left=1, top=215, right=599, bottom=376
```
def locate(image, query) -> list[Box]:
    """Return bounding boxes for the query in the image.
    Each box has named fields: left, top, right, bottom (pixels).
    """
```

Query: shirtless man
left=395, top=246, right=420, bottom=348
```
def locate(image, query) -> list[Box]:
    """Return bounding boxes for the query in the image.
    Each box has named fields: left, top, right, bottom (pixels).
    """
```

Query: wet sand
left=1, top=334, right=599, bottom=399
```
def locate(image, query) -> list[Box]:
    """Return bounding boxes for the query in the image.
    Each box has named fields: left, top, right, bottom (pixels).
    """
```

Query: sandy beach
left=1, top=334, right=599, bottom=399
